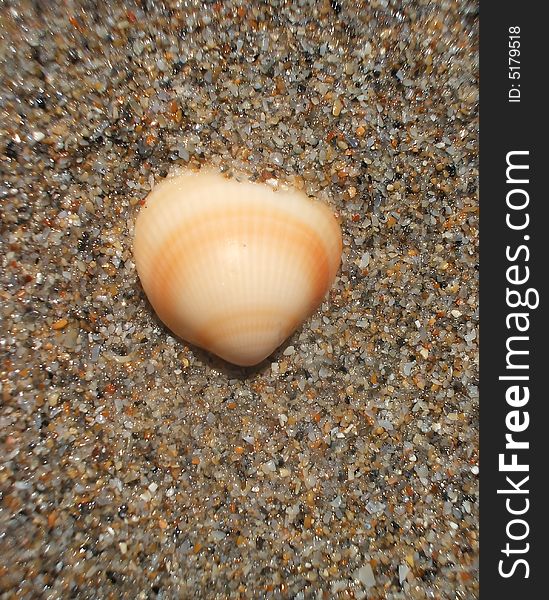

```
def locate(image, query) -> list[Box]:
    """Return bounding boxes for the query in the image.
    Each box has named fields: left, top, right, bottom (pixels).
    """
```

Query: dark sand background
left=1, top=1, right=478, bottom=598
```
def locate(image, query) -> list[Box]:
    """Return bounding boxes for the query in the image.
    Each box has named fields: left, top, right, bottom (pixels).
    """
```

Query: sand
left=0, top=1, right=478, bottom=598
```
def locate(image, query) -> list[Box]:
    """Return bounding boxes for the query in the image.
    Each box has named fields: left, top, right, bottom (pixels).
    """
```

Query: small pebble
left=355, top=564, right=376, bottom=588
left=51, top=318, right=68, bottom=330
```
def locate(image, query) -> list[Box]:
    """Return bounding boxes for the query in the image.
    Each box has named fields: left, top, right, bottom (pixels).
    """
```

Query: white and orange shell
left=133, top=170, right=342, bottom=366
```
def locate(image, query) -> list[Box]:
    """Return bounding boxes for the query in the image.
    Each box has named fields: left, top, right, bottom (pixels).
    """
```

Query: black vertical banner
left=481, top=1, right=547, bottom=597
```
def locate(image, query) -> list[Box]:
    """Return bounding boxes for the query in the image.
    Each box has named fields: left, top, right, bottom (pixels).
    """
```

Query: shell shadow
left=189, top=346, right=270, bottom=380
left=188, top=324, right=303, bottom=379
left=135, top=282, right=275, bottom=380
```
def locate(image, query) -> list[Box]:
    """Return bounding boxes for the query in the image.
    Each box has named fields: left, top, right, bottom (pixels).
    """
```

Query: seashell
left=133, top=170, right=342, bottom=366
